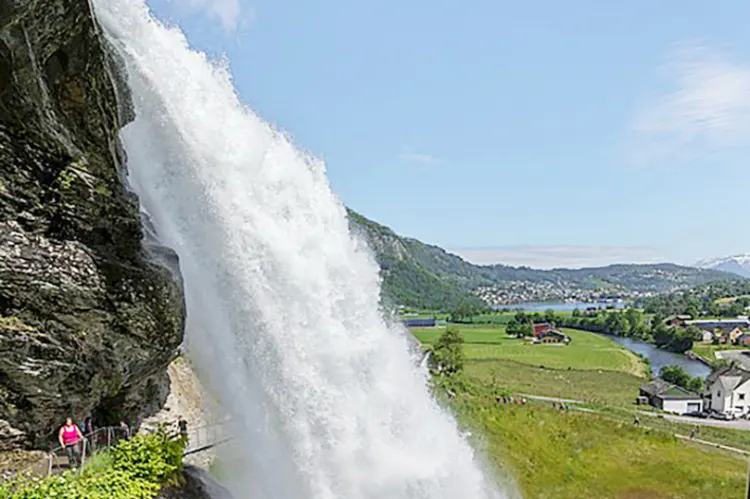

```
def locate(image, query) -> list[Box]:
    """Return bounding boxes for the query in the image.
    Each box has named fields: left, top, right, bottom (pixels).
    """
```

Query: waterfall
left=90, top=1, right=505, bottom=498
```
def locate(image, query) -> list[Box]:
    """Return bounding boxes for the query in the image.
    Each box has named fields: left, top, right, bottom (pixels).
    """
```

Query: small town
left=474, top=281, right=662, bottom=306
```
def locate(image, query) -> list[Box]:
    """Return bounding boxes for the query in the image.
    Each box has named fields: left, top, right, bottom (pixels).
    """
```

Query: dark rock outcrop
left=159, top=466, right=234, bottom=499
left=0, top=0, right=184, bottom=450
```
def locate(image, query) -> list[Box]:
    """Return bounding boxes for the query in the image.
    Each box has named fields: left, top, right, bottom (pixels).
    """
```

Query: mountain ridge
left=347, top=210, right=744, bottom=308
left=696, top=254, right=750, bottom=278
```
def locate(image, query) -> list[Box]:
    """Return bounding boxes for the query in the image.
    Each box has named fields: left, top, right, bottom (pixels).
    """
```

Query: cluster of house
left=640, top=365, right=750, bottom=417
left=531, top=323, right=570, bottom=344
left=666, top=316, right=750, bottom=345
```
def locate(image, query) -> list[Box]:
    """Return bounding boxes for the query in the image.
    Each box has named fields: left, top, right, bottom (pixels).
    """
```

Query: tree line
left=638, top=280, right=750, bottom=318
left=495, top=308, right=698, bottom=354
left=559, top=309, right=698, bottom=353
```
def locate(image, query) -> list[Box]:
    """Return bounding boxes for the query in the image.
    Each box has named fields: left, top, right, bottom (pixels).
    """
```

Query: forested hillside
left=347, top=210, right=743, bottom=309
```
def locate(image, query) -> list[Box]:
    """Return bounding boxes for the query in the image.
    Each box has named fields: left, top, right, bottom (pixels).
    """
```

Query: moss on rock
left=0, top=0, right=185, bottom=450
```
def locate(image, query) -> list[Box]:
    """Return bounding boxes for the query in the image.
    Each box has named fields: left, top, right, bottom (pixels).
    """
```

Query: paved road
left=715, top=349, right=750, bottom=370
left=637, top=410, right=750, bottom=430
left=518, top=392, right=750, bottom=430
left=513, top=392, right=750, bottom=455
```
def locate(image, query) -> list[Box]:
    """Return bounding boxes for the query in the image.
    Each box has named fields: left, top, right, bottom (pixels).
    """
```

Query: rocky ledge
left=0, top=0, right=184, bottom=450
left=159, top=466, right=234, bottom=499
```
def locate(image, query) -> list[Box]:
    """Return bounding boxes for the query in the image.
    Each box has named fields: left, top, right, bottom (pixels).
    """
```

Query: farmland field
left=412, top=325, right=646, bottom=375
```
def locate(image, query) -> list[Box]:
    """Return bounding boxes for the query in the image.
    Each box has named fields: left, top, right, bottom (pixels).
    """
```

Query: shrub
left=0, top=426, right=184, bottom=499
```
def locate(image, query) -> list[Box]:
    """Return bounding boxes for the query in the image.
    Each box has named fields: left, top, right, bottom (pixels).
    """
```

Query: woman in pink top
left=58, top=418, right=84, bottom=468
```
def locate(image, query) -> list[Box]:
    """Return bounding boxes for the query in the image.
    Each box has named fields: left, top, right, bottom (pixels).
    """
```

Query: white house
left=640, top=379, right=703, bottom=415
left=705, top=366, right=750, bottom=416
left=699, top=330, right=714, bottom=343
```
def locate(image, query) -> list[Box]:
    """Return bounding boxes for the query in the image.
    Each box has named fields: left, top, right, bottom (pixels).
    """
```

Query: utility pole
left=746, top=459, right=750, bottom=499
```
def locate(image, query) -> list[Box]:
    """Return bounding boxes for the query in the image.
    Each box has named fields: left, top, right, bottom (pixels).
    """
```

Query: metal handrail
left=5, top=421, right=231, bottom=483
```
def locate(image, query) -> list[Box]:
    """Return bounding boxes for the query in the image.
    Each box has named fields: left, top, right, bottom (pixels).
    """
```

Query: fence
left=182, top=423, right=230, bottom=456
left=5, top=421, right=232, bottom=484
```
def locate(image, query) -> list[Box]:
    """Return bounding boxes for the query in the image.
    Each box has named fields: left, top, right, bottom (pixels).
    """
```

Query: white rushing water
left=91, top=1, right=505, bottom=498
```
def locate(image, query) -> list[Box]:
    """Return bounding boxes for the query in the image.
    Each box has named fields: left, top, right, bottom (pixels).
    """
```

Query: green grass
left=464, top=358, right=643, bottom=407
left=691, top=343, right=748, bottom=364
left=412, top=324, right=510, bottom=344
left=418, top=322, right=747, bottom=497
left=450, top=391, right=746, bottom=499
left=715, top=295, right=750, bottom=304
left=414, top=325, right=646, bottom=376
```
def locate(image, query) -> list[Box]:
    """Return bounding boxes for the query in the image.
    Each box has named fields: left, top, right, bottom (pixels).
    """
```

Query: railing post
left=80, top=439, right=87, bottom=474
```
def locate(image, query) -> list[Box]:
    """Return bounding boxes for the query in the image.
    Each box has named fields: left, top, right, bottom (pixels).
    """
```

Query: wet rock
left=159, top=466, right=234, bottom=499
left=0, top=0, right=185, bottom=449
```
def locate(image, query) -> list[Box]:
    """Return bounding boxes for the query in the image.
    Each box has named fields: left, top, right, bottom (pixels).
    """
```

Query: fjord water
left=91, top=1, right=504, bottom=498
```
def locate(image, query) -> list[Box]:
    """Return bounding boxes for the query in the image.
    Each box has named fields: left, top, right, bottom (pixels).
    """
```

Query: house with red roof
left=531, top=323, right=570, bottom=344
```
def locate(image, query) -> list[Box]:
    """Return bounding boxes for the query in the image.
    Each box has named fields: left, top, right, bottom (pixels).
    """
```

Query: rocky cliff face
left=0, top=0, right=184, bottom=450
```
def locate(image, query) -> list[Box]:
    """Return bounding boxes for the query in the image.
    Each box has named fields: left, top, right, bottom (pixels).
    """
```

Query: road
left=515, top=392, right=750, bottom=456
left=715, top=349, right=750, bottom=370
left=637, top=410, right=750, bottom=430
left=518, top=392, right=750, bottom=430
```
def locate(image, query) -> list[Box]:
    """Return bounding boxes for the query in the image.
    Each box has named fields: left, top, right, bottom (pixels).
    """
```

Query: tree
left=544, top=309, right=556, bottom=325
left=687, top=377, right=704, bottom=393
left=517, top=322, right=534, bottom=338
left=684, top=305, right=700, bottom=320
left=449, top=302, right=476, bottom=323
left=660, top=365, right=691, bottom=389
left=653, top=323, right=672, bottom=348
left=685, top=325, right=703, bottom=341
left=506, top=317, right=520, bottom=336
left=430, top=326, right=465, bottom=377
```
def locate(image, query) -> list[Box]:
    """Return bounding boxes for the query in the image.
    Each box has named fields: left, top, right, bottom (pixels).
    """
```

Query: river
left=605, top=335, right=712, bottom=379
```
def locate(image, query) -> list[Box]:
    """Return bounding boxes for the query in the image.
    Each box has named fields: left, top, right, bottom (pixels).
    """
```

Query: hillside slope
left=347, top=210, right=743, bottom=308
left=696, top=254, right=750, bottom=278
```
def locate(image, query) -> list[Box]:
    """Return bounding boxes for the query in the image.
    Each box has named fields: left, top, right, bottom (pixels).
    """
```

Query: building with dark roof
left=531, top=323, right=569, bottom=344
left=639, top=379, right=703, bottom=415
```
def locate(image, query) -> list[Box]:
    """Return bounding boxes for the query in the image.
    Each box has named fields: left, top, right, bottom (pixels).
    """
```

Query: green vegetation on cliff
left=0, top=429, right=184, bottom=499
left=347, top=210, right=743, bottom=310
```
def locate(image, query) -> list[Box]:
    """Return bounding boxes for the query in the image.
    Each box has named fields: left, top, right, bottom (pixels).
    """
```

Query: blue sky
left=146, top=0, right=750, bottom=268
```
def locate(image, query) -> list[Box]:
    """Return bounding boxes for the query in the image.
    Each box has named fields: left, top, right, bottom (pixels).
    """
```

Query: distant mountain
left=347, top=210, right=745, bottom=309
left=695, top=254, right=750, bottom=278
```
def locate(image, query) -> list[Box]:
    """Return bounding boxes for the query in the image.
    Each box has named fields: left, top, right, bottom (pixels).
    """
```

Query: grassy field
left=464, top=358, right=643, bottom=407
left=691, top=343, right=748, bottom=364
left=413, top=321, right=750, bottom=497
left=451, top=392, right=746, bottom=499
left=413, top=325, right=647, bottom=376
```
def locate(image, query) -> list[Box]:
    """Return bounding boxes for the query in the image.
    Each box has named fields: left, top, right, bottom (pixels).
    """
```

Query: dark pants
left=65, top=442, right=81, bottom=467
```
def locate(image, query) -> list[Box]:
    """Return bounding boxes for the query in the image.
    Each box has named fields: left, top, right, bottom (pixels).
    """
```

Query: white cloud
left=185, top=0, right=244, bottom=32
left=397, top=151, right=440, bottom=166
left=449, top=245, right=664, bottom=270
left=627, top=41, right=750, bottom=166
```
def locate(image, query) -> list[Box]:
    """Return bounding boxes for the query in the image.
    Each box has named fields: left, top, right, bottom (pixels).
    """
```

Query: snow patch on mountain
left=695, top=254, right=750, bottom=278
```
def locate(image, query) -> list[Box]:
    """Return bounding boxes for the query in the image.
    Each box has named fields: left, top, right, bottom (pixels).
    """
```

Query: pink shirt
left=62, top=425, right=79, bottom=445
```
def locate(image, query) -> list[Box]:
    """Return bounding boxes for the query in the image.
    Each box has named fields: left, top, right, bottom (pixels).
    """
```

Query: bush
left=0, top=427, right=184, bottom=499
left=430, top=326, right=465, bottom=377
